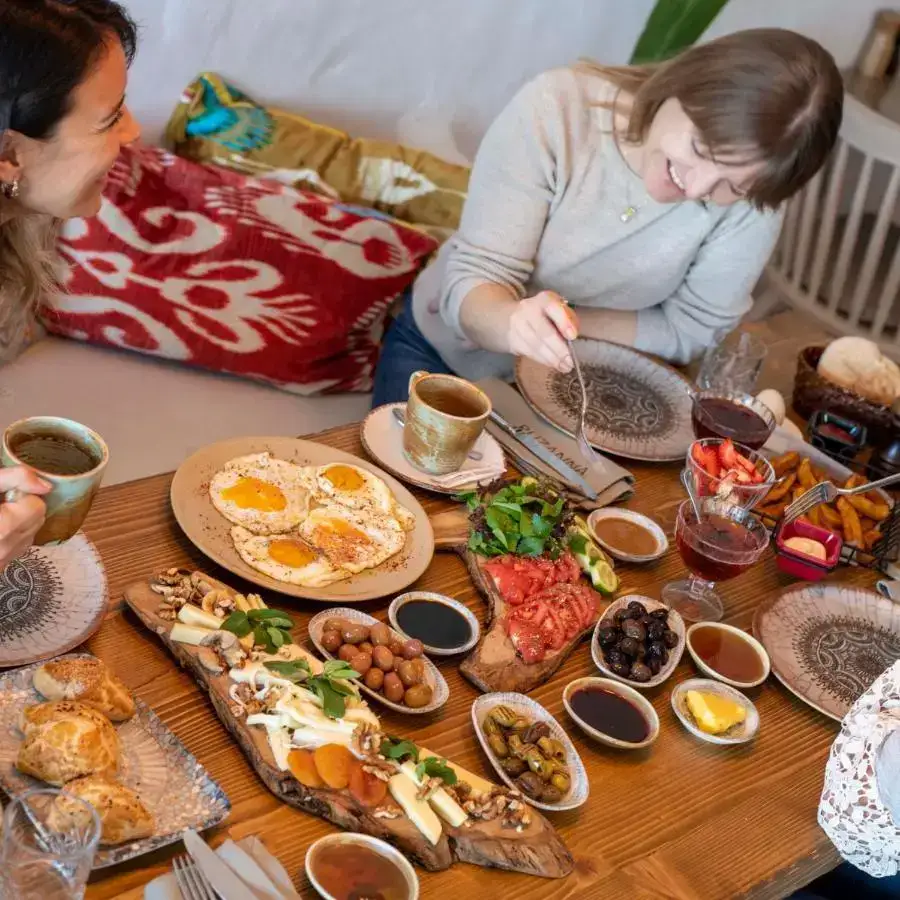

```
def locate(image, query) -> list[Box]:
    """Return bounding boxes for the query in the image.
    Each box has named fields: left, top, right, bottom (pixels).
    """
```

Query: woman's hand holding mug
left=0, top=467, right=50, bottom=569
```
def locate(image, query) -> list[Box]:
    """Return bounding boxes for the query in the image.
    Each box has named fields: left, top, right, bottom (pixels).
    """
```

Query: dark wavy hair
left=0, top=0, right=138, bottom=358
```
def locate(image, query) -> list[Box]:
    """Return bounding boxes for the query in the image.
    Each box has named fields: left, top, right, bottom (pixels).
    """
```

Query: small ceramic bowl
left=671, top=677, right=760, bottom=746
left=592, top=595, right=685, bottom=690
left=685, top=621, right=771, bottom=689
left=562, top=676, right=659, bottom=751
left=305, top=832, right=420, bottom=900
left=471, top=692, right=589, bottom=811
left=774, top=519, right=842, bottom=581
left=388, top=591, right=480, bottom=656
left=587, top=508, right=668, bottom=563
left=308, top=607, right=449, bottom=715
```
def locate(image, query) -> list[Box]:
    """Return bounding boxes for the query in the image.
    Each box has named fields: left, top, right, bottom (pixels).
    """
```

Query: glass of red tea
left=691, top=390, right=775, bottom=450
left=663, top=498, right=770, bottom=622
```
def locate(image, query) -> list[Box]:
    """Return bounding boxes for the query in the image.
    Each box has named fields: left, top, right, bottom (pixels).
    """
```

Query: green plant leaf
left=253, top=624, right=270, bottom=649
left=517, top=536, right=545, bottom=557
left=380, top=738, right=420, bottom=762
left=220, top=610, right=252, bottom=638
left=267, top=627, right=285, bottom=648
left=630, top=0, right=730, bottom=64
left=264, top=659, right=310, bottom=682
left=415, top=756, right=458, bottom=786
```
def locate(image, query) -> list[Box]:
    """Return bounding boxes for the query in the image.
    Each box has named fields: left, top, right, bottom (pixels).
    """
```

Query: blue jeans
left=372, top=293, right=453, bottom=407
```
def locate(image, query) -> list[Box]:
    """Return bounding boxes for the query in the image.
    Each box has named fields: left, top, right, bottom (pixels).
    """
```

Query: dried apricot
left=288, top=749, right=324, bottom=788
left=348, top=761, right=388, bottom=808
left=313, top=743, right=354, bottom=789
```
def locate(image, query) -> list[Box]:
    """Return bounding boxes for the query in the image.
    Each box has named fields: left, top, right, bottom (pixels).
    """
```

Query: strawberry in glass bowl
left=686, top=438, right=775, bottom=510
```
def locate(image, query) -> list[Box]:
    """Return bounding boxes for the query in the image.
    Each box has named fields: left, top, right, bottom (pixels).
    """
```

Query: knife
left=488, top=411, right=598, bottom=500
left=183, top=829, right=258, bottom=900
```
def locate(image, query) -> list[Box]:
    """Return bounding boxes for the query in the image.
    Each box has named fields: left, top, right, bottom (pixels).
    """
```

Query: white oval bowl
left=308, top=607, right=449, bottom=715
left=388, top=591, right=480, bottom=656
left=471, top=692, right=589, bottom=811
left=587, top=508, right=668, bottom=563
left=562, top=677, right=659, bottom=750
left=685, top=622, right=771, bottom=689
left=671, top=677, right=760, bottom=746
left=592, top=595, right=685, bottom=690
left=305, top=832, right=420, bottom=900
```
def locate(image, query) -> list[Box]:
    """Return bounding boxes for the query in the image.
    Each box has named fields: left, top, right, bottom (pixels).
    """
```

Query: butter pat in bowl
left=775, top=519, right=842, bottom=581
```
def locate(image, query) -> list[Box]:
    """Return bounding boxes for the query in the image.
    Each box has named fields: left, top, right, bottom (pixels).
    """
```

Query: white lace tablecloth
left=819, top=660, right=900, bottom=877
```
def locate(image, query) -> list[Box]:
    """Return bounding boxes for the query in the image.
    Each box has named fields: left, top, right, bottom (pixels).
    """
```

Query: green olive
left=550, top=772, right=571, bottom=793
left=487, top=733, right=509, bottom=759
left=482, top=717, right=500, bottom=737
left=537, top=737, right=567, bottom=761
left=489, top=705, right=520, bottom=729
left=525, top=750, right=554, bottom=781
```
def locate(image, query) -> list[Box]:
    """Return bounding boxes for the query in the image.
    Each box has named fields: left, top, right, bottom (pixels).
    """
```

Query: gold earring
left=1, top=179, right=20, bottom=200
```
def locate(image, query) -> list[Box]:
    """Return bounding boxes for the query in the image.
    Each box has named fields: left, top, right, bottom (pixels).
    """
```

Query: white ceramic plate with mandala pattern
left=516, top=340, right=695, bottom=461
left=0, top=533, right=108, bottom=668
left=753, top=585, right=900, bottom=721
left=0, top=654, right=230, bottom=868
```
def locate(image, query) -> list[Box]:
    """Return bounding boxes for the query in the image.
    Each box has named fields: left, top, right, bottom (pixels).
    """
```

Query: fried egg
left=231, top=526, right=347, bottom=587
left=210, top=453, right=309, bottom=535
left=298, top=504, right=406, bottom=574
left=310, top=462, right=416, bottom=531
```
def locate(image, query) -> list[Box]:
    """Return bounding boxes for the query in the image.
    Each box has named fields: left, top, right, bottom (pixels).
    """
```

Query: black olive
left=650, top=609, right=669, bottom=622
left=640, top=615, right=654, bottom=628
left=516, top=772, right=545, bottom=799
left=622, top=619, right=647, bottom=642
left=647, top=621, right=666, bottom=641
left=617, top=637, right=640, bottom=657
left=613, top=610, right=629, bottom=628
left=636, top=644, right=647, bottom=660
left=597, top=626, right=619, bottom=648
left=604, top=648, right=627, bottom=667
left=626, top=601, right=647, bottom=618
left=645, top=642, right=663, bottom=661
left=610, top=659, right=632, bottom=678
left=663, top=630, right=680, bottom=649
left=629, top=661, right=653, bottom=682
left=648, top=656, right=662, bottom=675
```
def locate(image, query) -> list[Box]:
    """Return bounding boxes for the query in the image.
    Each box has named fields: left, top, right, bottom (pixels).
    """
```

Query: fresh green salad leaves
left=380, top=736, right=420, bottom=763
left=415, top=756, right=457, bottom=786
left=459, top=476, right=574, bottom=558
left=222, top=608, right=294, bottom=653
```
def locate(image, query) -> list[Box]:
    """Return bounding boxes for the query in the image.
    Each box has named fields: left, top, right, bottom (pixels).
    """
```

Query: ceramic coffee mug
left=403, top=372, right=491, bottom=475
left=1, top=416, right=109, bottom=545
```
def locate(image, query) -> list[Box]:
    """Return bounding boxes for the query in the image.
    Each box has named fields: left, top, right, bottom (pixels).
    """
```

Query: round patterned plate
left=0, top=533, right=108, bottom=668
left=753, top=584, right=900, bottom=721
left=515, top=340, right=695, bottom=461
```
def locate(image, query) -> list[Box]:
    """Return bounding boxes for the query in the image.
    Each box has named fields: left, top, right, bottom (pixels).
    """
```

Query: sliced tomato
left=507, top=598, right=548, bottom=628
left=508, top=621, right=546, bottom=664
left=718, top=439, right=738, bottom=470
left=556, top=603, right=582, bottom=640
left=540, top=613, right=567, bottom=650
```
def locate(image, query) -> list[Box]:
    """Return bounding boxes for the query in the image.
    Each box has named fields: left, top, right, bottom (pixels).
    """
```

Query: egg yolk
left=323, top=465, right=365, bottom=492
left=268, top=539, right=318, bottom=568
left=221, top=476, right=287, bottom=512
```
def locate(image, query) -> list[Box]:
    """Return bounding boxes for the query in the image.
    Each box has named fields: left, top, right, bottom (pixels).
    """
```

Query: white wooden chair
left=761, top=91, right=900, bottom=359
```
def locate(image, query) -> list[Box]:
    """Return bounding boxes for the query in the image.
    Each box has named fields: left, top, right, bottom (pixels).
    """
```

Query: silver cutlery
left=783, top=470, right=900, bottom=524
left=567, top=340, right=602, bottom=467
left=173, top=854, right=217, bottom=900
left=391, top=406, right=485, bottom=461
left=681, top=468, right=703, bottom=520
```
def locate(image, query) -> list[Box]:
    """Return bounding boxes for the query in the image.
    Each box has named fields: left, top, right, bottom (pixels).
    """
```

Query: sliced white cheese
left=398, top=761, right=467, bottom=828
left=264, top=726, right=293, bottom=771
left=417, top=745, right=494, bottom=798
left=177, top=605, right=222, bottom=630
left=388, top=773, right=442, bottom=845
left=246, top=713, right=283, bottom=729
left=170, top=623, right=214, bottom=646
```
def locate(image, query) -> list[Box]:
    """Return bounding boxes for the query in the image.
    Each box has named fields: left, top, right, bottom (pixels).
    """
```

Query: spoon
left=391, top=406, right=484, bottom=461
left=681, top=468, right=703, bottom=520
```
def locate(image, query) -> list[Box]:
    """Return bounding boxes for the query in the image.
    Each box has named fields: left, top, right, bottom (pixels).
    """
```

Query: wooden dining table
left=79, top=420, right=877, bottom=899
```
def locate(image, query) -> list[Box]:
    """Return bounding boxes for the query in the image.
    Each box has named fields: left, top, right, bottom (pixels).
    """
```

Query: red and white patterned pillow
left=43, top=144, right=437, bottom=394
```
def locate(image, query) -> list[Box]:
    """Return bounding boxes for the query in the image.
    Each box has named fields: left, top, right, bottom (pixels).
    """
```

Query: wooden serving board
left=431, top=510, right=610, bottom=694
left=123, top=573, right=573, bottom=879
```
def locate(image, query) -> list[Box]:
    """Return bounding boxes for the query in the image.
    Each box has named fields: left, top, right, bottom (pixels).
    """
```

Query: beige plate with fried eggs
left=171, top=437, right=434, bottom=602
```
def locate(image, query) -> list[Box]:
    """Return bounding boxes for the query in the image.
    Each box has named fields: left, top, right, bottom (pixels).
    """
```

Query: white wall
left=123, top=0, right=896, bottom=162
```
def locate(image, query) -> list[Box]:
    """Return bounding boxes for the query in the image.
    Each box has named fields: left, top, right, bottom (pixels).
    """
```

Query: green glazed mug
left=1, top=416, right=109, bottom=545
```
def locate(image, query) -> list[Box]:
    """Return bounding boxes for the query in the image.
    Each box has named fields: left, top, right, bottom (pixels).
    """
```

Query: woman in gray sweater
left=372, top=28, right=843, bottom=405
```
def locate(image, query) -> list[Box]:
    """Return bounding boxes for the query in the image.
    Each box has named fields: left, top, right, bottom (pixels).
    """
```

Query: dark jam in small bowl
left=691, top=391, right=775, bottom=450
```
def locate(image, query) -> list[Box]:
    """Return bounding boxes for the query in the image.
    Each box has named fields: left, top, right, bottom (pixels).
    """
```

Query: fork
left=172, top=854, right=217, bottom=900
left=783, top=470, right=900, bottom=524
left=567, top=340, right=601, bottom=467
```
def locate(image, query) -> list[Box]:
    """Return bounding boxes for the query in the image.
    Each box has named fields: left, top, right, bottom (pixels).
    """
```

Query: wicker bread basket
left=793, top=346, right=895, bottom=443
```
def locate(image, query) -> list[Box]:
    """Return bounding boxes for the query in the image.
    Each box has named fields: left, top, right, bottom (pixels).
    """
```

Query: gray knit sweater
left=412, top=67, right=783, bottom=381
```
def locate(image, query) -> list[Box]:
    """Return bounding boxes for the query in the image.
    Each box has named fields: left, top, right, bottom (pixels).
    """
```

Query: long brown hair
left=0, top=0, right=137, bottom=359
left=579, top=28, right=843, bottom=210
